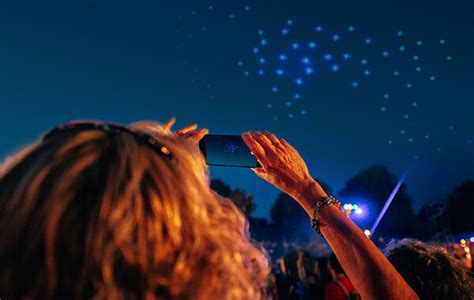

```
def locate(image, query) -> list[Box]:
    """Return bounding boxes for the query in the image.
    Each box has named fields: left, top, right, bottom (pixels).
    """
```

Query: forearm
left=297, top=181, right=419, bottom=300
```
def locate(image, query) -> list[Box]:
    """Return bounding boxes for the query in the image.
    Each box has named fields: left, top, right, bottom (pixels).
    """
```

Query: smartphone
left=199, top=134, right=259, bottom=168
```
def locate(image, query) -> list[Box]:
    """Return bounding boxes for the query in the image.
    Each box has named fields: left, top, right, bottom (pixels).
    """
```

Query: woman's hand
left=162, top=117, right=208, bottom=144
left=242, top=131, right=325, bottom=204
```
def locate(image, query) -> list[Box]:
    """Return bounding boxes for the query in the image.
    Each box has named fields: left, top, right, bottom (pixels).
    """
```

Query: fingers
left=176, top=124, right=198, bottom=135
left=242, top=133, right=267, bottom=166
left=163, top=117, right=176, bottom=132
left=262, top=131, right=280, bottom=145
left=251, top=167, right=268, bottom=180
left=186, top=128, right=208, bottom=143
left=250, top=132, right=279, bottom=158
left=279, top=138, right=291, bottom=149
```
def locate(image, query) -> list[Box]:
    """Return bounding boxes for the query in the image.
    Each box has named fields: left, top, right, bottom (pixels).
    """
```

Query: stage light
left=364, top=229, right=371, bottom=237
left=355, top=208, right=363, bottom=215
left=470, top=237, right=474, bottom=242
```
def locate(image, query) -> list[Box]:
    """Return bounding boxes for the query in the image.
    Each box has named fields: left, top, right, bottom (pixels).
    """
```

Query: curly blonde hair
left=0, top=121, right=270, bottom=299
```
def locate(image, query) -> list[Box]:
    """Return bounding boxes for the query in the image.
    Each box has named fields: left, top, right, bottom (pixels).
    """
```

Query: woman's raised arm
left=242, top=131, right=418, bottom=300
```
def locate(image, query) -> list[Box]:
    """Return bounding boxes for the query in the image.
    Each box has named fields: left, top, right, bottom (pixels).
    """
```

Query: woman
left=0, top=120, right=269, bottom=299
left=0, top=119, right=417, bottom=299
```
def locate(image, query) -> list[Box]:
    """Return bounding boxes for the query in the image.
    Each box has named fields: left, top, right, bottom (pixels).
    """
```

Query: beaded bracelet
left=310, top=195, right=342, bottom=236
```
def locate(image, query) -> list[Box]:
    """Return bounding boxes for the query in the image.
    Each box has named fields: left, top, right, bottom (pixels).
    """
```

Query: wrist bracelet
left=310, top=195, right=342, bottom=236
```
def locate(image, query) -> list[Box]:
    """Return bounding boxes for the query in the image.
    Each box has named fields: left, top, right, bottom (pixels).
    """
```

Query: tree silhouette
left=339, top=165, right=414, bottom=237
left=446, top=180, right=474, bottom=234
left=270, top=193, right=313, bottom=242
left=210, top=179, right=255, bottom=216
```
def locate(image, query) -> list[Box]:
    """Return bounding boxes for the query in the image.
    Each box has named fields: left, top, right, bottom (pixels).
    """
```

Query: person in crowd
left=296, top=251, right=321, bottom=300
left=0, top=120, right=418, bottom=299
left=386, top=239, right=474, bottom=300
left=325, top=253, right=359, bottom=300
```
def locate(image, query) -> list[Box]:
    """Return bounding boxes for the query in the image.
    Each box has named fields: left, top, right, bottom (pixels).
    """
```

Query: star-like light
left=323, top=53, right=333, bottom=60
left=275, top=69, right=285, bottom=76
left=301, top=57, right=310, bottom=64
left=295, top=78, right=304, bottom=85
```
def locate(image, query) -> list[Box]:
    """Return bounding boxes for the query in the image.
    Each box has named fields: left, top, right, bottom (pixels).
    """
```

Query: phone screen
left=199, top=134, right=259, bottom=168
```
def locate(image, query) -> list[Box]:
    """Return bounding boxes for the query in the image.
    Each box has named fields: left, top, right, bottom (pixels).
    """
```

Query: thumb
left=251, top=168, right=267, bottom=179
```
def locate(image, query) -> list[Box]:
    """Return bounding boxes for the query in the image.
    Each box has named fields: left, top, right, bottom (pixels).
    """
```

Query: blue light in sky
left=406, top=83, right=412, bottom=88
left=258, top=30, right=264, bottom=35
left=244, top=71, right=250, bottom=76
left=381, top=106, right=386, bottom=112
left=384, top=93, right=390, bottom=99
left=272, top=86, right=279, bottom=92
left=364, top=69, right=371, bottom=76
left=253, top=47, right=259, bottom=54
left=352, top=81, right=359, bottom=88
left=275, top=68, right=285, bottom=76
left=308, top=41, right=317, bottom=48
left=332, top=34, right=340, bottom=41
left=293, top=93, right=301, bottom=99
left=415, top=66, right=421, bottom=72
left=342, top=53, right=351, bottom=60
left=315, top=26, right=323, bottom=32
left=323, top=53, right=333, bottom=60
left=260, top=38, right=268, bottom=46
left=286, top=101, right=292, bottom=106
left=399, top=45, right=405, bottom=52
left=393, top=71, right=400, bottom=76
left=382, top=51, right=389, bottom=57
left=430, top=75, right=436, bottom=80
left=295, top=78, right=304, bottom=85
left=258, top=69, right=264, bottom=76
left=282, top=28, right=289, bottom=35
left=361, top=59, right=368, bottom=65
left=416, top=40, right=423, bottom=46
left=440, top=39, right=446, bottom=44
left=237, top=61, right=243, bottom=66
left=331, top=64, right=340, bottom=72
left=305, top=67, right=314, bottom=74
left=292, top=43, right=299, bottom=49
left=348, top=25, right=355, bottom=32
left=259, top=57, right=266, bottom=64
left=287, top=19, right=293, bottom=25
left=279, top=54, right=287, bottom=61
left=301, top=57, right=310, bottom=64
left=364, top=38, right=372, bottom=44
left=397, top=30, right=404, bottom=36
left=413, top=55, right=419, bottom=60
left=446, top=55, right=453, bottom=60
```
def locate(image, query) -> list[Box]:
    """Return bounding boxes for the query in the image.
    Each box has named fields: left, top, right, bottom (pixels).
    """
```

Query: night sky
left=0, top=0, right=472, bottom=218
